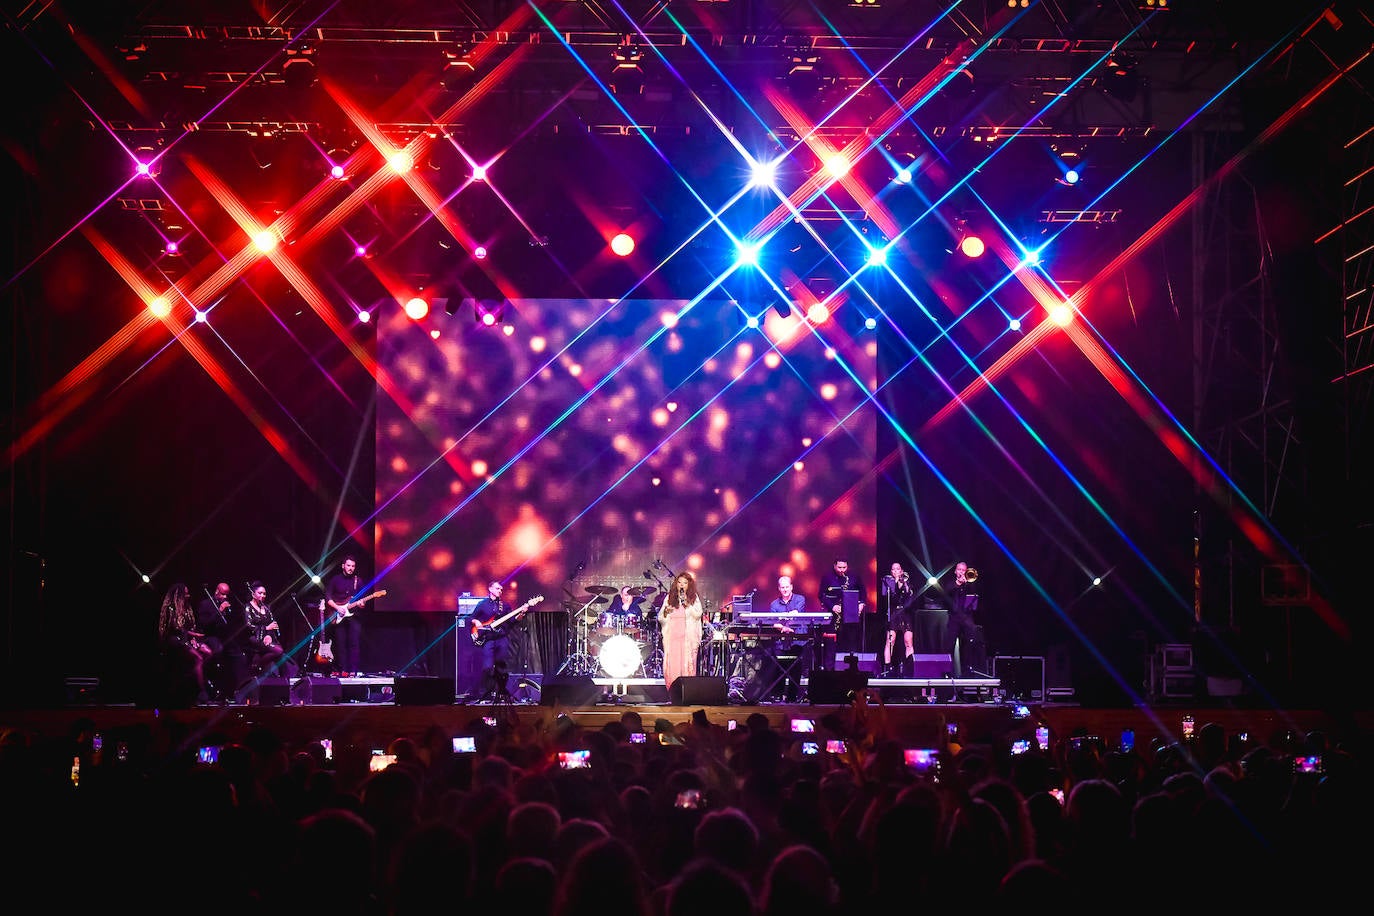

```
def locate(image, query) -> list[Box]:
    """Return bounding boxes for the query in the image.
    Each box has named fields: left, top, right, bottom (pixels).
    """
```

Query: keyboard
left=736, top=611, right=832, bottom=623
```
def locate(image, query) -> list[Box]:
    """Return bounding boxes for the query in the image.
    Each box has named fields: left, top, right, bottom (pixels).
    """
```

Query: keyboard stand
left=757, top=637, right=813, bottom=702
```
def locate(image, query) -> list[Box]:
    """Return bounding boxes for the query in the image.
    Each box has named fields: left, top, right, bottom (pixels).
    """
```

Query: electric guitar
left=318, top=590, right=388, bottom=664
left=327, top=589, right=388, bottom=622
left=470, top=595, right=544, bottom=647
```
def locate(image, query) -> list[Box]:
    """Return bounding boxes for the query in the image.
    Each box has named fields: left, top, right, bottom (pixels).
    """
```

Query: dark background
left=1, top=1, right=1368, bottom=707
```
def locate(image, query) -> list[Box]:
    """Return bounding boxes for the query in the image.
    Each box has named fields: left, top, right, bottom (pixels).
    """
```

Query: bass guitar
left=470, top=595, right=544, bottom=647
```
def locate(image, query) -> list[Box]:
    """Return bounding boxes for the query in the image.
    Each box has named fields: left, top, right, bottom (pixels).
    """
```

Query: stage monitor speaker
left=294, top=676, right=342, bottom=705
left=394, top=676, right=454, bottom=706
left=540, top=675, right=600, bottom=707
left=808, top=669, right=869, bottom=704
left=669, top=676, right=727, bottom=706
left=256, top=677, right=309, bottom=706
left=911, top=653, right=952, bottom=678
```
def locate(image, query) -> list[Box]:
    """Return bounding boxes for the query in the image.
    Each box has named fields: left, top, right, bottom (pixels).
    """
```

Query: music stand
left=841, top=590, right=861, bottom=624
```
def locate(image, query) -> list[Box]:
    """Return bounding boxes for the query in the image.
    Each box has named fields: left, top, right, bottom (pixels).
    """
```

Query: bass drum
left=595, top=633, right=643, bottom=679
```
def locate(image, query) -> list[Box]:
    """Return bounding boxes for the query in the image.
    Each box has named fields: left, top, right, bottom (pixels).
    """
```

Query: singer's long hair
left=666, top=572, right=699, bottom=609
left=157, top=582, right=195, bottom=639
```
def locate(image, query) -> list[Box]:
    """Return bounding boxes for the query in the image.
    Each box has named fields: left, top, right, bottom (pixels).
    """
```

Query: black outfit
left=880, top=574, right=916, bottom=633
left=818, top=569, right=866, bottom=653
left=471, top=595, right=525, bottom=698
left=325, top=570, right=364, bottom=675
left=943, top=579, right=985, bottom=676
left=194, top=592, right=235, bottom=698
left=241, top=599, right=294, bottom=685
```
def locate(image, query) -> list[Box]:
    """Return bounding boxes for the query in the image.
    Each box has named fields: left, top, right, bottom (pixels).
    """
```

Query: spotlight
left=253, top=230, right=278, bottom=254
left=959, top=234, right=985, bottom=258
left=133, top=146, right=162, bottom=179
left=389, top=152, right=414, bottom=174
left=610, top=233, right=635, bottom=257
left=404, top=297, right=430, bottom=320
left=148, top=296, right=172, bottom=318
left=473, top=299, right=505, bottom=327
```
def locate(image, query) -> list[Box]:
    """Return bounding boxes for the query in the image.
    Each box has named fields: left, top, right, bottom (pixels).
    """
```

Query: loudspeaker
left=669, top=676, right=727, bottom=706
left=293, top=676, right=342, bottom=705
left=838, top=652, right=880, bottom=675
left=394, top=676, right=455, bottom=706
left=256, top=677, right=307, bottom=706
left=540, top=675, right=600, bottom=707
left=808, top=669, right=869, bottom=704
left=992, top=656, right=1045, bottom=700
left=911, top=653, right=952, bottom=678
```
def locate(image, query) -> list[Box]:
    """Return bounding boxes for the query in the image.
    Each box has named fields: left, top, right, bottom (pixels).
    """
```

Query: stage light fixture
left=283, top=44, right=318, bottom=90
left=473, top=299, right=505, bottom=327
left=959, top=234, right=986, bottom=258
left=441, top=42, right=477, bottom=92
left=1103, top=53, right=1140, bottom=102
left=610, top=42, right=645, bottom=96
left=253, top=230, right=278, bottom=254
left=610, top=233, right=635, bottom=257
left=389, top=152, right=414, bottom=174
left=133, top=145, right=162, bottom=179
left=749, top=157, right=778, bottom=189
left=404, top=297, right=430, bottom=320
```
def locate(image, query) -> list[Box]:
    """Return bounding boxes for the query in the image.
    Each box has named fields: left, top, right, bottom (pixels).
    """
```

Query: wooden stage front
left=5, top=672, right=1371, bottom=762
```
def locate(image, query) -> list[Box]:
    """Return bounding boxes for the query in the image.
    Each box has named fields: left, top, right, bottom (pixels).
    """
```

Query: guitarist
left=470, top=580, right=529, bottom=686
left=325, top=555, right=367, bottom=677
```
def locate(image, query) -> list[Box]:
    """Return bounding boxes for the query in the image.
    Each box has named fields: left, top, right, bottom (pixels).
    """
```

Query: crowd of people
left=4, top=691, right=1367, bottom=913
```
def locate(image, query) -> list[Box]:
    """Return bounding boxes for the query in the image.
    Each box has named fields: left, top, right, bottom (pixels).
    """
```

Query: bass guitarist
left=470, top=580, right=541, bottom=689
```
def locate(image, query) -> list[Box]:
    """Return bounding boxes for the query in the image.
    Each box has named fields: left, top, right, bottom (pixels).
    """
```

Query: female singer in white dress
left=660, top=571, right=704, bottom=691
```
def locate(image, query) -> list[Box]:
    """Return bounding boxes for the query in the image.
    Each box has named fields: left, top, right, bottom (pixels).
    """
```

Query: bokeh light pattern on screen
left=376, top=298, right=877, bottom=612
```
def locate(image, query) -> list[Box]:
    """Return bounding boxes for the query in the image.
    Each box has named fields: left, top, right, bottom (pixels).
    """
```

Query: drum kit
left=558, top=584, right=663, bottom=679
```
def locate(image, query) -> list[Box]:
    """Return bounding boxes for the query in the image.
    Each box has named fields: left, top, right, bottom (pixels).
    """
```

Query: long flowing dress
left=661, top=597, right=704, bottom=690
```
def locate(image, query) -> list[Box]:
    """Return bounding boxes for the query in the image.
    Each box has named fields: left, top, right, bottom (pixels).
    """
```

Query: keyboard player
left=768, top=575, right=833, bottom=674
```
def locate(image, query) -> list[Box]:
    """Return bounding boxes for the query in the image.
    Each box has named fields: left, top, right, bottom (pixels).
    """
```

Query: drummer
left=604, top=586, right=645, bottom=634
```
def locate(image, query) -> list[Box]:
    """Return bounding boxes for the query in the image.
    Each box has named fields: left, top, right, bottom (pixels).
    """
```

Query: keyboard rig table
left=726, top=611, right=835, bottom=702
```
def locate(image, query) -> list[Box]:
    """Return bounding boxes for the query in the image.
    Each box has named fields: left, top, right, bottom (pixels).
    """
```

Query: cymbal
left=581, top=584, right=618, bottom=595
left=571, top=594, right=610, bottom=606
left=626, top=586, right=659, bottom=597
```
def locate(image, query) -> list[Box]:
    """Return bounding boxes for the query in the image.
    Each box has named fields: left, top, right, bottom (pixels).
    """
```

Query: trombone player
left=943, top=561, right=985, bottom=677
